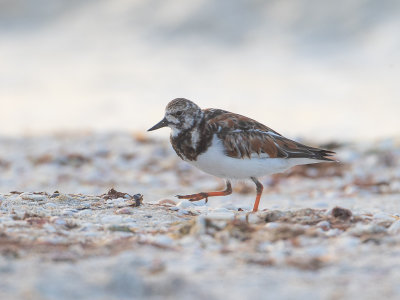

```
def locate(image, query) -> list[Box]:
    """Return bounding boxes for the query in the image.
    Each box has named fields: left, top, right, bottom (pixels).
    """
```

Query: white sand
left=0, top=132, right=399, bottom=299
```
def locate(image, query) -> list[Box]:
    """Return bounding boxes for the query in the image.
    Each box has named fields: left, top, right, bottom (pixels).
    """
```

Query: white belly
left=188, top=135, right=321, bottom=179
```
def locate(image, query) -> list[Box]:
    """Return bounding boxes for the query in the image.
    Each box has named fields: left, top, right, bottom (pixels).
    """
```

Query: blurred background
left=1, top=0, right=399, bottom=141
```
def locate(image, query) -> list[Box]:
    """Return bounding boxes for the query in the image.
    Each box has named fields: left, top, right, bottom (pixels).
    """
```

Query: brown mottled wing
left=204, top=109, right=335, bottom=161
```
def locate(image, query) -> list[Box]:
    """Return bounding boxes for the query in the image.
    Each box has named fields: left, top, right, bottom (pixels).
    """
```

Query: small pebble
left=133, top=194, right=143, bottom=206
left=107, top=198, right=127, bottom=207
left=115, top=207, right=135, bottom=215
left=177, top=200, right=195, bottom=209
left=62, top=209, right=78, bottom=216
left=43, top=223, right=57, bottom=232
left=77, top=203, right=91, bottom=210
left=77, top=209, right=93, bottom=216
left=108, top=225, right=133, bottom=232
left=325, top=228, right=342, bottom=237
left=177, top=209, right=190, bottom=216
left=247, top=213, right=259, bottom=224
left=53, top=217, right=67, bottom=226
left=101, top=215, right=123, bottom=224
left=317, top=221, right=330, bottom=231
left=331, top=206, right=352, bottom=221
left=263, top=210, right=285, bottom=223
left=158, top=199, right=176, bottom=206
left=265, top=222, right=280, bottom=229
left=152, top=235, right=173, bottom=247
left=349, top=223, right=386, bottom=235
left=55, top=194, right=75, bottom=202
left=372, top=212, right=394, bottom=221
left=44, top=203, right=57, bottom=208
left=20, top=193, right=46, bottom=201
left=50, top=191, right=60, bottom=198
left=388, top=220, right=400, bottom=235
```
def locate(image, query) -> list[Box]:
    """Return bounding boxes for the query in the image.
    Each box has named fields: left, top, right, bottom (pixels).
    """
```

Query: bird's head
left=148, top=98, right=203, bottom=136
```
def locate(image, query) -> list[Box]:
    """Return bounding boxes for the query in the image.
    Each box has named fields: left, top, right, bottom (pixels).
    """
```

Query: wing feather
left=204, top=110, right=335, bottom=161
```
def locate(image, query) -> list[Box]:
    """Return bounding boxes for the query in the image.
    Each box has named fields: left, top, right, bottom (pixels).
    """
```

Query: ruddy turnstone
left=148, top=98, right=335, bottom=212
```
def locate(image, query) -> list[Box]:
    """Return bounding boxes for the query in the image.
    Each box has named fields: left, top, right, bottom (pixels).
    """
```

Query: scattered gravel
left=0, top=132, right=399, bottom=299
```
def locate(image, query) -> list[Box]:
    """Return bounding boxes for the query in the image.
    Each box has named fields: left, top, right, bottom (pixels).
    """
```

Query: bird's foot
left=176, top=192, right=208, bottom=203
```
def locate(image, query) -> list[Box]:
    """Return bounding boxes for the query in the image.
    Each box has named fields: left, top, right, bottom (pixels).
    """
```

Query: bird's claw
left=175, top=193, right=208, bottom=202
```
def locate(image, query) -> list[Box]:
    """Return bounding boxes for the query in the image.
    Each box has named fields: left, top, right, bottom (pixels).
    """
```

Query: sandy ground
left=0, top=132, right=400, bottom=299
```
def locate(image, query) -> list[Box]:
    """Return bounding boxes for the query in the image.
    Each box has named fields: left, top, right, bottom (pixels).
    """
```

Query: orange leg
left=251, top=177, right=264, bottom=212
left=177, top=180, right=232, bottom=203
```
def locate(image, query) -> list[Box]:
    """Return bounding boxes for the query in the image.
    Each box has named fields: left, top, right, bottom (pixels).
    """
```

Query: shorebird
left=148, top=98, right=335, bottom=212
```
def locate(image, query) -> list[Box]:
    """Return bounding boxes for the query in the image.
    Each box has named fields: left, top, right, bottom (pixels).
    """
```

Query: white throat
left=170, top=127, right=181, bottom=137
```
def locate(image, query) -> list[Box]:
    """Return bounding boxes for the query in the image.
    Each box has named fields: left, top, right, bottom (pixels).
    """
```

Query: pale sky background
left=1, top=0, right=399, bottom=141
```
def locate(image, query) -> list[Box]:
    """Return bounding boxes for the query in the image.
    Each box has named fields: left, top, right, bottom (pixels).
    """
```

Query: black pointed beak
left=147, top=117, right=169, bottom=131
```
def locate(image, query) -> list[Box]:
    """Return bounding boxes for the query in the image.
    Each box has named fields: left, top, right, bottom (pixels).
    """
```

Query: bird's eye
left=176, top=111, right=182, bottom=116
